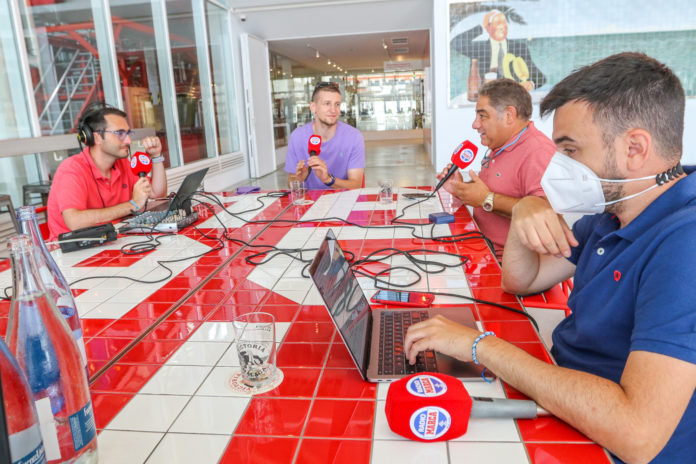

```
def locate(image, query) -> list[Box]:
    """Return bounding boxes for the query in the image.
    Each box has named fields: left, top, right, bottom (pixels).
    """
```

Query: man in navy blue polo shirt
left=404, top=52, right=695, bottom=464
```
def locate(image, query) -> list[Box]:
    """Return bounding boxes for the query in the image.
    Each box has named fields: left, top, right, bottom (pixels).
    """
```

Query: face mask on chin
left=541, top=152, right=683, bottom=215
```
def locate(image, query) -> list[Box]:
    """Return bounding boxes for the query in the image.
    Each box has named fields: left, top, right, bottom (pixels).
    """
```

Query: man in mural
left=47, top=103, right=167, bottom=241
left=285, top=82, right=365, bottom=190
left=452, top=9, right=546, bottom=91
left=436, top=79, right=555, bottom=260
left=407, top=53, right=696, bottom=464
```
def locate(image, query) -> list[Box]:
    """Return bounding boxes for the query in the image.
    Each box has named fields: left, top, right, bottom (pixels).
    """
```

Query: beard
left=601, top=146, right=626, bottom=215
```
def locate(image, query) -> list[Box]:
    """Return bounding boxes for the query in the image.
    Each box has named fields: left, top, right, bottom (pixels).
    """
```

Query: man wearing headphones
left=46, top=104, right=167, bottom=240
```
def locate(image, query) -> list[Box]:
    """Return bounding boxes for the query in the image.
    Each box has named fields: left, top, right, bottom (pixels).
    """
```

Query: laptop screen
left=309, top=230, right=371, bottom=376
left=168, top=167, right=209, bottom=214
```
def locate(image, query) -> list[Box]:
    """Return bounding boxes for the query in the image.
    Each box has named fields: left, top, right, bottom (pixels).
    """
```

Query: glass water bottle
left=0, top=337, right=47, bottom=464
left=16, top=206, right=88, bottom=373
left=6, top=235, right=97, bottom=464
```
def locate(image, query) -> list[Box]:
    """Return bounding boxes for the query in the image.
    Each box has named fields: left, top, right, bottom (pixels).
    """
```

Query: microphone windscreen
left=385, top=373, right=472, bottom=442
left=130, top=152, right=152, bottom=177
left=450, top=141, right=478, bottom=170
left=308, top=134, right=322, bottom=156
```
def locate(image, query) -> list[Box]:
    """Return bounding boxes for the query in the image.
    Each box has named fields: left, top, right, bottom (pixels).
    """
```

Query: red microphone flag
left=308, top=134, right=322, bottom=156
left=385, top=372, right=472, bottom=442
left=450, top=140, right=478, bottom=170
left=130, top=152, right=152, bottom=178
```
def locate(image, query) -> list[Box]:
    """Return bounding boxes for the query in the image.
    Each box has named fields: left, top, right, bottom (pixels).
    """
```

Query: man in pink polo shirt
left=437, top=79, right=555, bottom=260
left=47, top=104, right=167, bottom=240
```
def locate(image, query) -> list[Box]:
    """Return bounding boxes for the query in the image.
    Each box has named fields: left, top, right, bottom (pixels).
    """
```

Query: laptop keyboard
left=378, top=311, right=438, bottom=375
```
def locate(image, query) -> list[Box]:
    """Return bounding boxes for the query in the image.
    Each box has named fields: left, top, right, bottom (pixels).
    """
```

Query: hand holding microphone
left=385, top=373, right=549, bottom=442
left=304, top=134, right=322, bottom=180
left=130, top=152, right=153, bottom=211
left=434, top=140, right=478, bottom=192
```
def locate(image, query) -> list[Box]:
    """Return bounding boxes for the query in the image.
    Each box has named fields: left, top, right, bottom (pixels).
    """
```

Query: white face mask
left=541, top=152, right=660, bottom=215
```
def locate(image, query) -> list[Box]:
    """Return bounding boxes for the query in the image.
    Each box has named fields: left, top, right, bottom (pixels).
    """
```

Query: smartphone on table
left=370, top=290, right=435, bottom=307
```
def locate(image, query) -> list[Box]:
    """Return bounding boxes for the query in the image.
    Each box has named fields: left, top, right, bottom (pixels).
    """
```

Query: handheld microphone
left=130, top=152, right=152, bottom=178
left=306, top=134, right=322, bottom=176
left=385, top=373, right=548, bottom=442
left=434, top=141, right=478, bottom=192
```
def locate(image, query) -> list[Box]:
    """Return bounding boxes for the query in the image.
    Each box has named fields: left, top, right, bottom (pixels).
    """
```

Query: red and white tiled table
left=0, top=187, right=614, bottom=464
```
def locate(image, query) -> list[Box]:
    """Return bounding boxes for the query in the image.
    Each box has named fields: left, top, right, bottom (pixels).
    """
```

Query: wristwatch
left=324, top=174, right=336, bottom=187
left=151, top=156, right=165, bottom=163
left=482, top=192, right=495, bottom=212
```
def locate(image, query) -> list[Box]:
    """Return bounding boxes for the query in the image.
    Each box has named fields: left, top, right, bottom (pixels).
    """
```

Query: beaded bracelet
left=472, top=331, right=496, bottom=383
left=472, top=331, right=496, bottom=365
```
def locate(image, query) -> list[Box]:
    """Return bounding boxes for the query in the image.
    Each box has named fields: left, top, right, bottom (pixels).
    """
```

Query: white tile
left=188, top=322, right=236, bottom=342
left=166, top=341, right=230, bottom=366
left=449, top=417, right=520, bottom=442
left=372, top=440, right=448, bottom=464
left=373, top=400, right=406, bottom=440
left=97, top=430, right=163, bottom=464
left=196, top=366, right=247, bottom=397
left=448, top=442, right=529, bottom=463
left=525, top=307, right=566, bottom=350
left=75, top=287, right=123, bottom=302
left=140, top=366, right=212, bottom=395
left=217, top=344, right=242, bottom=367
left=273, top=277, right=312, bottom=292
left=106, top=395, right=189, bottom=432
left=145, top=433, right=229, bottom=464
left=270, top=289, right=308, bottom=304
left=81, top=302, right=133, bottom=319
left=170, top=396, right=250, bottom=434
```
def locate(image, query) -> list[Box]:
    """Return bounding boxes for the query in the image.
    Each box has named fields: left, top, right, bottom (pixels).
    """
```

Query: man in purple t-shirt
left=285, top=82, right=365, bottom=190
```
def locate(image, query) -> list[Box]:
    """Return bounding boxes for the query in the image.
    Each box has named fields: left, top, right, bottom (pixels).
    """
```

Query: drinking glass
left=233, top=312, right=277, bottom=387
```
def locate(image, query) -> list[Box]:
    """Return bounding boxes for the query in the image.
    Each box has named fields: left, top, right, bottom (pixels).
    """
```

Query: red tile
left=316, top=369, right=376, bottom=399
left=295, top=305, right=332, bottom=322
left=472, top=287, right=520, bottom=304
left=90, top=363, right=161, bottom=393
left=295, top=439, right=371, bottom=464
left=90, top=392, right=134, bottom=429
left=235, top=398, right=311, bottom=436
left=224, top=290, right=269, bottom=306
left=262, top=292, right=300, bottom=306
left=167, top=275, right=206, bottom=289
left=257, top=368, right=321, bottom=398
left=143, top=288, right=189, bottom=303
left=466, top=273, right=502, bottom=288
left=146, top=321, right=201, bottom=341
left=117, top=339, right=184, bottom=364
left=277, top=343, right=329, bottom=368
left=81, top=319, right=114, bottom=338
left=326, top=343, right=355, bottom=369
left=255, top=305, right=298, bottom=323
left=186, top=290, right=229, bottom=306
left=85, top=337, right=132, bottom=362
left=518, top=416, right=592, bottom=443
left=165, top=304, right=217, bottom=322
left=476, top=303, right=529, bottom=322
left=99, top=319, right=153, bottom=338
left=122, top=302, right=172, bottom=320
left=208, top=304, right=258, bottom=321
left=304, top=399, right=375, bottom=438
left=284, top=322, right=334, bottom=343
left=526, top=443, right=611, bottom=464
left=482, top=320, right=540, bottom=343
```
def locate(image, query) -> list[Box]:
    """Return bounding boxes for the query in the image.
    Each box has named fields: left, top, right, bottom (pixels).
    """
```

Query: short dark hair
left=311, top=81, right=340, bottom=102
left=79, top=102, right=127, bottom=132
left=479, top=79, right=532, bottom=121
left=540, top=52, right=684, bottom=162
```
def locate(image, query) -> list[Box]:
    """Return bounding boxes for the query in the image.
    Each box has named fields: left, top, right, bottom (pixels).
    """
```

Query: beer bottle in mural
left=467, top=58, right=482, bottom=102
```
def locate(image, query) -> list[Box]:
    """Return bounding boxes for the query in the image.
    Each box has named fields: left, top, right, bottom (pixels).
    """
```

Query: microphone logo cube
left=139, top=154, right=151, bottom=165
left=406, top=374, right=448, bottom=397
left=410, top=406, right=451, bottom=440
left=459, top=148, right=475, bottom=164
left=309, top=136, right=321, bottom=145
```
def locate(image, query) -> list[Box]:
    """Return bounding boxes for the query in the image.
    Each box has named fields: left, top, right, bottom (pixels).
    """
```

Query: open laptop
left=309, top=229, right=484, bottom=382
left=121, top=167, right=209, bottom=233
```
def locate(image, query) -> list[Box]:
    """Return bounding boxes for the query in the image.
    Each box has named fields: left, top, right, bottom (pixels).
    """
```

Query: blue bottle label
left=68, top=401, right=96, bottom=452
left=9, top=423, right=47, bottom=464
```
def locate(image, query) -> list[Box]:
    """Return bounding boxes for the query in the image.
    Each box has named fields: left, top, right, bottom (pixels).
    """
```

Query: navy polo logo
left=614, top=270, right=621, bottom=282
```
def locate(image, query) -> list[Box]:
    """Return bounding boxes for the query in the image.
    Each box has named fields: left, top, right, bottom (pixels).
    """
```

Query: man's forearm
left=150, top=163, right=167, bottom=197
left=62, top=202, right=134, bottom=231
left=501, top=225, right=541, bottom=292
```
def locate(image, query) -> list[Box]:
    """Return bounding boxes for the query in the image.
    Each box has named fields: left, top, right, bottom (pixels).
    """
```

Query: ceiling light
left=382, top=40, right=388, bottom=49
left=327, top=59, right=331, bottom=65
left=315, top=50, right=320, bottom=58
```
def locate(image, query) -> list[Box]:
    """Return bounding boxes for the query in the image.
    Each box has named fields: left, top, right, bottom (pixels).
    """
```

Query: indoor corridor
left=228, top=139, right=436, bottom=191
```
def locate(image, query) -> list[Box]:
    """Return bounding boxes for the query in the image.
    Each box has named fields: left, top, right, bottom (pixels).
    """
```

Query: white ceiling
left=268, top=30, right=430, bottom=75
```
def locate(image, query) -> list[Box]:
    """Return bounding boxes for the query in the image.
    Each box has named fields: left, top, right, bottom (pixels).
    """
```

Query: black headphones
left=76, top=102, right=121, bottom=147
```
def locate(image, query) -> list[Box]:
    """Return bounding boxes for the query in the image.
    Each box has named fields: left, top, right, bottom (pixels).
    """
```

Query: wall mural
left=448, top=0, right=696, bottom=107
